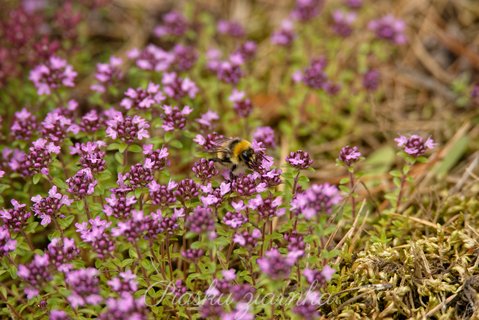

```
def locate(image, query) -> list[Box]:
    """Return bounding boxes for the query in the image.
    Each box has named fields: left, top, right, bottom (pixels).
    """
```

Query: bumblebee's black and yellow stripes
left=210, top=138, right=257, bottom=178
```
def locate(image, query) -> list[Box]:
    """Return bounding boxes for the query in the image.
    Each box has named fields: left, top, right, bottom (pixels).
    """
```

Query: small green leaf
left=129, top=144, right=143, bottom=153
left=53, top=177, right=68, bottom=189
left=389, top=170, right=402, bottom=178
left=59, top=215, right=75, bottom=229
left=339, top=177, right=350, bottom=184
left=108, top=143, right=121, bottom=151
left=33, top=174, right=42, bottom=184
left=119, top=143, right=128, bottom=153
left=170, top=140, right=183, bottom=149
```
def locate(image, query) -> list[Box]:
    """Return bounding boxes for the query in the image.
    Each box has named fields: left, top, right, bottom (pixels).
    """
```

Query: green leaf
left=170, top=140, right=183, bottom=149
left=108, top=143, right=121, bottom=151
left=25, top=221, right=38, bottom=233
left=53, top=177, right=68, bottom=190
left=114, top=152, right=122, bottom=165
left=129, top=247, right=138, bottom=259
left=389, top=170, right=402, bottom=178
left=129, top=144, right=143, bottom=153
left=59, top=215, right=75, bottom=229
left=339, top=177, right=350, bottom=184
left=119, top=143, right=129, bottom=153
left=76, top=200, right=84, bottom=211
left=33, top=174, right=42, bottom=185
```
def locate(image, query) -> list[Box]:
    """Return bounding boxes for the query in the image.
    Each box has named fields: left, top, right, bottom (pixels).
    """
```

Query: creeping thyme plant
left=1, top=0, right=478, bottom=319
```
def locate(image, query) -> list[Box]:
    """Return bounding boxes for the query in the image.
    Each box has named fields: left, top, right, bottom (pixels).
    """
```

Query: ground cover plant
left=1, top=0, right=479, bottom=319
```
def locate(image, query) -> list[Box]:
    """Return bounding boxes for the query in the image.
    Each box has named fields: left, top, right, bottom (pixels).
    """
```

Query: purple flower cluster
left=100, top=292, right=147, bottom=320
left=76, top=218, right=115, bottom=259
left=192, top=158, right=219, bottom=181
left=143, top=145, right=169, bottom=171
left=186, top=206, right=215, bottom=237
left=161, top=105, right=192, bottom=131
left=47, top=238, right=79, bottom=272
left=79, top=110, right=103, bottom=133
left=154, top=11, right=188, bottom=38
left=253, top=127, right=276, bottom=149
left=121, top=83, right=164, bottom=110
left=217, top=20, right=245, bottom=38
left=107, top=270, right=138, bottom=294
left=338, top=145, right=361, bottom=166
left=291, top=0, right=324, bottom=22
left=65, top=268, right=102, bottom=308
left=234, top=228, right=262, bottom=247
left=148, top=181, right=176, bottom=207
left=303, top=265, right=336, bottom=285
left=29, top=56, right=77, bottom=95
left=1, top=199, right=31, bottom=232
left=24, top=138, right=60, bottom=175
left=229, top=90, right=253, bottom=117
left=286, top=150, right=313, bottom=169
left=0, top=226, right=17, bottom=257
left=91, top=56, right=123, bottom=93
left=70, top=141, right=106, bottom=172
left=104, top=190, right=136, bottom=219
left=31, top=186, right=73, bottom=226
left=11, top=108, right=38, bottom=140
left=172, top=44, right=198, bottom=71
left=126, top=163, right=153, bottom=189
left=67, top=168, right=97, bottom=198
left=257, top=248, right=301, bottom=280
left=175, top=178, right=199, bottom=202
left=162, top=72, right=198, bottom=100
left=128, top=45, right=174, bottom=72
left=217, top=58, right=243, bottom=85
left=395, top=135, right=436, bottom=157
left=331, top=10, right=356, bottom=37
left=41, top=108, right=77, bottom=142
left=112, top=210, right=150, bottom=242
left=234, top=41, right=257, bottom=62
left=271, top=20, right=296, bottom=47
left=363, top=69, right=381, bottom=91
left=106, top=113, right=150, bottom=143
left=18, top=254, right=51, bottom=298
left=368, top=15, right=407, bottom=45
left=291, top=183, right=342, bottom=220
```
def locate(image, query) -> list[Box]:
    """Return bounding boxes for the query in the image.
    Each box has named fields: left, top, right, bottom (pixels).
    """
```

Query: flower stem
left=165, top=236, right=174, bottom=280
left=52, top=216, right=64, bottom=238
left=292, top=170, right=301, bottom=195
left=83, top=198, right=91, bottom=220
left=260, top=219, right=267, bottom=257
left=123, top=144, right=130, bottom=167
left=269, top=219, right=273, bottom=250
left=0, top=289, right=23, bottom=320
left=21, top=231, right=34, bottom=251
left=395, top=174, right=407, bottom=210
left=349, top=170, right=356, bottom=219
left=225, top=233, right=235, bottom=267
left=149, top=240, right=166, bottom=279
left=134, top=242, right=151, bottom=287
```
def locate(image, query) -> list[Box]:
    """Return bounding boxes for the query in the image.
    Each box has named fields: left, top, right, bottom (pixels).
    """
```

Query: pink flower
left=120, top=82, right=164, bottom=110
left=29, top=56, right=77, bottom=95
left=395, top=134, right=436, bottom=157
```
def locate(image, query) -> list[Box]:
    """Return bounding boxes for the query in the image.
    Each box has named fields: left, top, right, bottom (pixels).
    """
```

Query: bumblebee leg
left=229, top=164, right=237, bottom=181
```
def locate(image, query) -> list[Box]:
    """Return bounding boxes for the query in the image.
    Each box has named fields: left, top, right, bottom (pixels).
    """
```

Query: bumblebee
left=210, top=138, right=257, bottom=178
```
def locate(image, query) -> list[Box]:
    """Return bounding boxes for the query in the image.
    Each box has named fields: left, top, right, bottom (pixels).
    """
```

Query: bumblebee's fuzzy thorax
left=232, top=140, right=252, bottom=163
left=211, top=138, right=257, bottom=171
